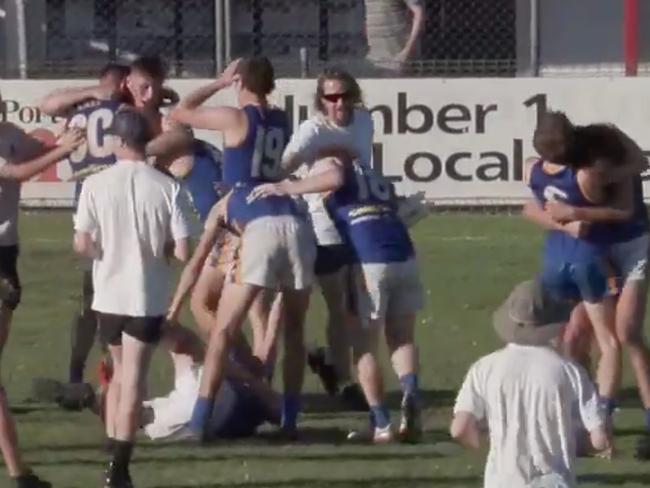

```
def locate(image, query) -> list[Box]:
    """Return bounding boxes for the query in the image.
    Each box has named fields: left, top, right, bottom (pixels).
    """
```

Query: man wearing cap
left=450, top=280, right=611, bottom=488
left=73, top=109, right=193, bottom=488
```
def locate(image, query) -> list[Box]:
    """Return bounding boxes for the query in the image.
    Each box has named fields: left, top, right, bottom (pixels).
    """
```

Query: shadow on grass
left=578, top=473, right=650, bottom=484
left=149, top=475, right=481, bottom=488
left=617, top=387, right=642, bottom=409
left=30, top=445, right=449, bottom=467
left=301, top=389, right=456, bottom=414
left=10, top=404, right=57, bottom=415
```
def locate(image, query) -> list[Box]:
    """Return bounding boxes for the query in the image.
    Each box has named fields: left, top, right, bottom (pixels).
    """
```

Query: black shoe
left=635, top=432, right=650, bottom=460
left=58, top=382, right=96, bottom=411
left=103, top=461, right=133, bottom=488
left=340, top=383, right=368, bottom=412
left=14, top=471, right=52, bottom=488
left=398, top=394, right=422, bottom=443
left=307, top=347, right=339, bottom=396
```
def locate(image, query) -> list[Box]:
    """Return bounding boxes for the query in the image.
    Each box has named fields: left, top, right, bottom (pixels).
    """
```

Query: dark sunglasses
left=322, top=92, right=350, bottom=103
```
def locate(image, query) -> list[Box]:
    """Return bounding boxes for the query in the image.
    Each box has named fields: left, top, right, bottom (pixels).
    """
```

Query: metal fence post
left=529, top=0, right=539, bottom=77
left=16, top=0, right=28, bottom=78
left=224, top=0, right=232, bottom=64
left=300, top=47, right=309, bottom=78
left=215, top=0, right=224, bottom=75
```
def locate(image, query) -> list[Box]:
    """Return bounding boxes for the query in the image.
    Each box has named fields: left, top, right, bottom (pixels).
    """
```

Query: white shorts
left=609, top=233, right=649, bottom=283
left=353, top=258, right=424, bottom=325
left=230, top=216, right=316, bottom=290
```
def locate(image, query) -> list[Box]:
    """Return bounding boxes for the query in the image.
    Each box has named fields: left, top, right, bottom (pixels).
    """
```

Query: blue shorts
left=541, top=260, right=609, bottom=303
left=209, top=380, right=269, bottom=439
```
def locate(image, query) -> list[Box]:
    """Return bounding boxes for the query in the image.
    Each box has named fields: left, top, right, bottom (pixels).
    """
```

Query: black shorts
left=97, top=312, right=164, bottom=346
left=314, top=244, right=352, bottom=276
left=0, top=245, right=21, bottom=310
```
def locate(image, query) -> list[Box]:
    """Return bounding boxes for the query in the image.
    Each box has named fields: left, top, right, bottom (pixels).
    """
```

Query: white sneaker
left=346, top=424, right=394, bottom=444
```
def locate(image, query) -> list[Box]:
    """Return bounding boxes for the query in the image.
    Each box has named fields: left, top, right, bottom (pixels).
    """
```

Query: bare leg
left=583, top=298, right=621, bottom=400
left=105, top=345, right=123, bottom=440
left=190, top=262, right=224, bottom=338
left=616, top=280, right=650, bottom=408
left=0, top=305, right=24, bottom=477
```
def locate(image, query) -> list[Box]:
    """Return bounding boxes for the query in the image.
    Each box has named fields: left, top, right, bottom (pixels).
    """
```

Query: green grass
left=3, top=211, right=650, bottom=487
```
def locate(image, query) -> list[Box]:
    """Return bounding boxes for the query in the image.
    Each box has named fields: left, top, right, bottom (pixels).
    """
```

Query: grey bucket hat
left=493, top=279, right=571, bottom=346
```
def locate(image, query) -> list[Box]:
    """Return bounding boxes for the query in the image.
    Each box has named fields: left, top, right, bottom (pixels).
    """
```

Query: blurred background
left=0, top=0, right=647, bottom=80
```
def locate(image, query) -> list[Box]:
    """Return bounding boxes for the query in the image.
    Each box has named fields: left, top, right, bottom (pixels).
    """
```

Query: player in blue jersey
left=540, top=122, right=650, bottom=459
left=249, top=156, right=423, bottom=444
left=523, top=113, right=648, bottom=454
left=40, top=59, right=195, bottom=386
left=170, top=57, right=315, bottom=438
left=40, top=64, right=131, bottom=385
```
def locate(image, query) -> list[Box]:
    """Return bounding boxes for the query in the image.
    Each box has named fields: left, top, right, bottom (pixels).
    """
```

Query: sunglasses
left=322, top=92, right=350, bottom=103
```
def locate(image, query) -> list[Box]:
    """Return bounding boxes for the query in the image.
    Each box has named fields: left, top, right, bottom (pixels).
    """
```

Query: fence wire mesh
left=4, top=0, right=518, bottom=79
left=24, top=0, right=217, bottom=78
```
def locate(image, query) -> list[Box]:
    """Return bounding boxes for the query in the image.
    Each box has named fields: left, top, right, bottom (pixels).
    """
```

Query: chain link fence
left=2, top=0, right=518, bottom=79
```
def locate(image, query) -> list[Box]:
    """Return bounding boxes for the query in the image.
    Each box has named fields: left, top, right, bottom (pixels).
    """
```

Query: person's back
left=82, top=161, right=187, bottom=315
left=467, top=345, right=596, bottom=487
left=452, top=280, right=608, bottom=488
left=74, top=108, right=193, bottom=487
left=221, top=105, right=290, bottom=188
left=326, top=161, right=414, bottom=264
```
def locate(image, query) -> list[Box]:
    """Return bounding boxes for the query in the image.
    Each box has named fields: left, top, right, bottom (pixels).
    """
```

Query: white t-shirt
left=75, top=160, right=194, bottom=316
left=282, top=109, right=374, bottom=246
left=454, top=344, right=604, bottom=488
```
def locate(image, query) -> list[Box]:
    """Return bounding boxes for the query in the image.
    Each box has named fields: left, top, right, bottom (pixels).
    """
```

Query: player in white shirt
left=0, top=93, right=84, bottom=488
left=74, top=109, right=193, bottom=488
left=451, top=280, right=611, bottom=488
left=281, top=69, right=373, bottom=405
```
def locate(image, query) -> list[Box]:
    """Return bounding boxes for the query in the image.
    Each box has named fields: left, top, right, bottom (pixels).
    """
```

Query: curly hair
left=314, top=67, right=364, bottom=113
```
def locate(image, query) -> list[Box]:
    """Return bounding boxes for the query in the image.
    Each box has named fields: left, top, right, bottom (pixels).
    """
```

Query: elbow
left=38, top=99, right=60, bottom=117
left=332, top=173, right=345, bottom=190
left=590, top=428, right=609, bottom=452
left=39, top=102, right=55, bottom=117
left=72, top=236, right=87, bottom=256
left=169, top=107, right=188, bottom=125
left=449, top=418, right=464, bottom=441
left=618, top=208, right=634, bottom=221
left=174, top=241, right=190, bottom=263
left=175, top=250, right=190, bottom=264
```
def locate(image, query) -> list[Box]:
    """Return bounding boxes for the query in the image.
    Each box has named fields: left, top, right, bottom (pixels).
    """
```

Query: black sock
left=68, top=362, right=84, bottom=384
left=112, top=440, right=134, bottom=479
left=105, top=437, right=117, bottom=455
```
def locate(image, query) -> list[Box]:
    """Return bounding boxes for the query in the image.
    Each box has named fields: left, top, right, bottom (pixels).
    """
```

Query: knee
left=602, top=336, right=621, bottom=356
left=208, top=325, right=235, bottom=351
left=189, top=288, right=208, bottom=318
left=0, top=280, right=21, bottom=311
left=618, top=323, right=645, bottom=348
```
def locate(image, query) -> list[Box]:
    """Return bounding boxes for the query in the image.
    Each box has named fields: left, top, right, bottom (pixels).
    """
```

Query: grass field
left=3, top=210, right=650, bottom=487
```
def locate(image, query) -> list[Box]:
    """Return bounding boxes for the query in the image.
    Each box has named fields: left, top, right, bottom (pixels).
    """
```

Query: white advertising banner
left=1, top=77, right=649, bottom=206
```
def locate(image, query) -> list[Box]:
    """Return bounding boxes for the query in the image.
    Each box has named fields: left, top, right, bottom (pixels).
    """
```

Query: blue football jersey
left=67, top=99, right=122, bottom=205
left=224, top=183, right=303, bottom=232
left=325, top=162, right=414, bottom=263
left=182, top=140, right=224, bottom=223
left=587, top=175, right=649, bottom=244
left=221, top=105, right=290, bottom=188
left=528, top=161, right=604, bottom=264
